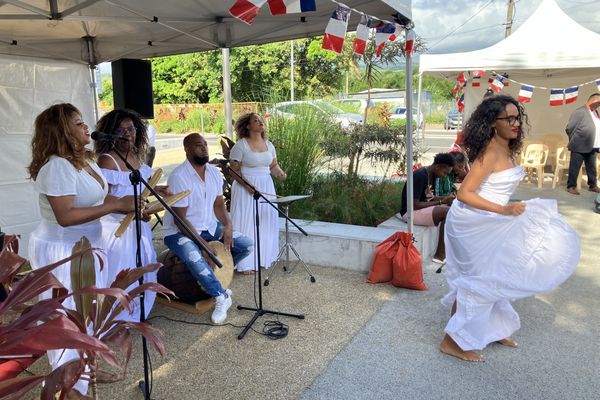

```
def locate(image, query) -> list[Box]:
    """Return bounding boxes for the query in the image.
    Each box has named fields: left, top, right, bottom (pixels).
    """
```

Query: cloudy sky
left=412, top=0, right=600, bottom=54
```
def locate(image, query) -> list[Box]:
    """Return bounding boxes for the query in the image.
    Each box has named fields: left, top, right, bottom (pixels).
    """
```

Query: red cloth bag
left=391, top=232, right=428, bottom=291
left=367, top=232, right=404, bottom=284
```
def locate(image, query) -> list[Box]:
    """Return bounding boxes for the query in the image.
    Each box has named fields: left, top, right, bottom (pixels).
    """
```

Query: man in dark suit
left=565, top=93, right=600, bottom=194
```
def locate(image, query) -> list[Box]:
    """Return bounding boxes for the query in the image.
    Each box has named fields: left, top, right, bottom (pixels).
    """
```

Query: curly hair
left=28, top=103, right=95, bottom=180
left=94, top=109, right=148, bottom=155
left=433, top=152, right=456, bottom=167
left=234, top=112, right=265, bottom=140
left=462, top=94, right=528, bottom=162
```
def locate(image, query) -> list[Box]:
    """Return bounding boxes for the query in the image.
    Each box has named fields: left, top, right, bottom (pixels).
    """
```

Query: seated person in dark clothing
left=400, top=153, right=456, bottom=264
left=435, top=152, right=468, bottom=197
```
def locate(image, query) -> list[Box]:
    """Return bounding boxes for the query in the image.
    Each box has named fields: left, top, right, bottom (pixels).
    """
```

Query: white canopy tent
left=0, top=0, right=413, bottom=254
left=418, top=0, right=600, bottom=137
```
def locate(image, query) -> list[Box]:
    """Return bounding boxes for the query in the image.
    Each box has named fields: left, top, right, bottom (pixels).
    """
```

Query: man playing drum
left=163, top=133, right=253, bottom=324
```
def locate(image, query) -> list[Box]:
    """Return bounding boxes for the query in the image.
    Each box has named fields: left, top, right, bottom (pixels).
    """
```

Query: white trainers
left=211, top=289, right=232, bottom=324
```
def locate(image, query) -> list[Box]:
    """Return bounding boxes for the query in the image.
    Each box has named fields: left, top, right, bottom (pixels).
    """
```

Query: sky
left=412, top=0, right=600, bottom=54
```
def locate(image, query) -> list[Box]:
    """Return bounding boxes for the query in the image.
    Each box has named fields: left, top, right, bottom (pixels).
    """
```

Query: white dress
left=230, top=138, right=279, bottom=272
left=99, top=154, right=157, bottom=322
left=28, top=156, right=108, bottom=395
left=442, top=166, right=580, bottom=351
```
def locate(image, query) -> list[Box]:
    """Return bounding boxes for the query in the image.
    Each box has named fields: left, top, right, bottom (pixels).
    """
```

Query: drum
left=157, top=241, right=233, bottom=304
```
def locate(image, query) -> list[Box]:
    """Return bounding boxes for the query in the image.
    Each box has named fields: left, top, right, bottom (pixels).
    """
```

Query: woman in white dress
left=439, top=95, right=580, bottom=362
left=95, top=109, right=168, bottom=322
left=27, top=103, right=135, bottom=396
left=229, top=113, right=287, bottom=274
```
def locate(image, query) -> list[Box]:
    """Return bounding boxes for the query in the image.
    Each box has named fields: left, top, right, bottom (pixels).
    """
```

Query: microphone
left=91, top=131, right=128, bottom=142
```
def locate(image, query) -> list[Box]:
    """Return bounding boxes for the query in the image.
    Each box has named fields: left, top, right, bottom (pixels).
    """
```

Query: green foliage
left=289, top=174, right=404, bottom=226
left=98, top=75, right=114, bottom=107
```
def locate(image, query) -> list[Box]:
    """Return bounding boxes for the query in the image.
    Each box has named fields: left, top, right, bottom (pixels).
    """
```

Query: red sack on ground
left=367, top=232, right=404, bottom=283
left=392, top=232, right=428, bottom=290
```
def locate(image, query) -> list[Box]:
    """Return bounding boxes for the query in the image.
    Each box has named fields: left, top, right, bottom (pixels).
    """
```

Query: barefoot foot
left=496, top=337, right=519, bottom=347
left=439, top=334, right=484, bottom=362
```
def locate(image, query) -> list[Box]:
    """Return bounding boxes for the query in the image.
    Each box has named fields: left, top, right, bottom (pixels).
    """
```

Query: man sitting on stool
left=400, top=153, right=456, bottom=264
left=163, top=133, right=253, bottom=323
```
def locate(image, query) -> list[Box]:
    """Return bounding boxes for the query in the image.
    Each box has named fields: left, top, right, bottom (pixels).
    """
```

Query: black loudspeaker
left=111, top=59, right=154, bottom=119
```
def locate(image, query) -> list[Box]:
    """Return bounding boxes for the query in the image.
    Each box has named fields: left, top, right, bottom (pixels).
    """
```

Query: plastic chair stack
left=521, top=143, right=549, bottom=188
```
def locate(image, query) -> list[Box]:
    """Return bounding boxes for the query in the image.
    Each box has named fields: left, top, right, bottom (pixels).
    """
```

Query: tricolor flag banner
left=549, top=88, right=564, bottom=106
left=452, top=72, right=466, bottom=95
left=596, top=79, right=600, bottom=91
left=457, top=93, right=465, bottom=113
left=268, top=0, right=316, bottom=15
left=491, top=75, right=505, bottom=92
left=405, top=29, right=416, bottom=56
left=374, top=22, right=396, bottom=56
left=229, top=0, right=268, bottom=25
left=389, top=24, right=403, bottom=42
left=322, top=6, right=351, bottom=54
left=471, top=70, right=485, bottom=87
left=518, top=84, right=534, bottom=103
left=353, top=15, right=371, bottom=55
left=564, top=86, right=579, bottom=104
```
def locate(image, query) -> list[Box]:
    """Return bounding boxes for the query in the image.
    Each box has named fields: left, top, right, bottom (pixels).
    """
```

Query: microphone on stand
left=91, top=131, right=129, bottom=142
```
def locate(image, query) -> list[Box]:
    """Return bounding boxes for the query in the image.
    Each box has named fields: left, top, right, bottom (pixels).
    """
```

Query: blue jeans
left=164, top=224, right=253, bottom=297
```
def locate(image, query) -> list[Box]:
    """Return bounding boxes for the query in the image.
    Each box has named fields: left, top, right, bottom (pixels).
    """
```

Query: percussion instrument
left=115, top=168, right=163, bottom=237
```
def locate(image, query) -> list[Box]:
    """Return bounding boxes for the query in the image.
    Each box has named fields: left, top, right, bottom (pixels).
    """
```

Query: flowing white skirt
left=230, top=167, right=278, bottom=272
left=100, top=213, right=157, bottom=322
left=28, top=220, right=107, bottom=395
left=442, top=198, right=580, bottom=350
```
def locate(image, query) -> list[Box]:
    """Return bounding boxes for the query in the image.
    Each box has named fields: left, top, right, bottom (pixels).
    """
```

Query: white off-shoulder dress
left=28, top=155, right=108, bottom=395
left=442, top=166, right=580, bottom=350
left=230, top=138, right=279, bottom=272
left=99, top=154, right=157, bottom=322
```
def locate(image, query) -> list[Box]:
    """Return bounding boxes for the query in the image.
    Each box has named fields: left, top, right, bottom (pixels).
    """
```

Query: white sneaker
left=211, top=290, right=232, bottom=324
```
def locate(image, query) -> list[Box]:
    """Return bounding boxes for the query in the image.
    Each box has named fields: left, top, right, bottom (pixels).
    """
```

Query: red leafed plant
left=0, top=236, right=174, bottom=400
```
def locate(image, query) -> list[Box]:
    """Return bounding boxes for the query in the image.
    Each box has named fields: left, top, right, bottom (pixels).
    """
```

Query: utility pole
left=505, top=0, right=515, bottom=37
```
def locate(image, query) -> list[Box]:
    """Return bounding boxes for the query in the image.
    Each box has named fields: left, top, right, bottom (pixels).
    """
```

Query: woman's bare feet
left=496, top=337, right=519, bottom=347
left=439, top=334, right=484, bottom=362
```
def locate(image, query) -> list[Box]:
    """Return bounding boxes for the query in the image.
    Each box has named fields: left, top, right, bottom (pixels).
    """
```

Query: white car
left=389, top=106, right=424, bottom=128
left=267, top=100, right=363, bottom=128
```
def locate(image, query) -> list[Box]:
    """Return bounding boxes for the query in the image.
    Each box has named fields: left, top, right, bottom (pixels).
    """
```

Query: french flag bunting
left=229, top=0, right=268, bottom=25
left=389, top=24, right=404, bottom=42
left=491, top=75, right=505, bottom=92
left=353, top=16, right=371, bottom=55
left=457, top=93, right=465, bottom=113
left=452, top=72, right=466, bottom=95
left=596, top=79, right=600, bottom=91
left=405, top=29, right=416, bottom=56
left=374, top=22, right=396, bottom=56
left=471, top=70, right=484, bottom=87
left=564, top=86, right=579, bottom=104
left=322, top=6, right=351, bottom=54
left=518, top=84, right=534, bottom=103
left=549, top=88, right=564, bottom=106
left=268, top=0, right=316, bottom=15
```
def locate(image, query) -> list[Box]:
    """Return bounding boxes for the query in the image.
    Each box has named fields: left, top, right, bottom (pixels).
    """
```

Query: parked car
left=332, top=98, right=375, bottom=114
left=267, top=100, right=363, bottom=128
left=390, top=106, right=424, bottom=128
left=444, top=109, right=463, bottom=130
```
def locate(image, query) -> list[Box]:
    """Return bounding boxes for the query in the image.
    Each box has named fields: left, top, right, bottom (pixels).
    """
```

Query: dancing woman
left=439, top=95, right=580, bottom=362
left=229, top=113, right=286, bottom=274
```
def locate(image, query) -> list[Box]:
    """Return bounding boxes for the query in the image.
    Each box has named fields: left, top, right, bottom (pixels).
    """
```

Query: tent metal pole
left=222, top=47, right=233, bottom=139
left=84, top=36, right=100, bottom=122
left=405, top=32, right=414, bottom=234
left=416, top=72, right=424, bottom=140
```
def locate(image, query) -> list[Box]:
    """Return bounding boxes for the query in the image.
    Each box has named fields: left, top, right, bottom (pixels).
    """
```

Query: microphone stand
left=226, top=166, right=308, bottom=340
left=110, top=142, right=222, bottom=399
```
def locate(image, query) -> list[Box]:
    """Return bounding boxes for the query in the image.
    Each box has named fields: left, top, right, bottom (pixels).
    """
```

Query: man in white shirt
left=163, top=133, right=252, bottom=324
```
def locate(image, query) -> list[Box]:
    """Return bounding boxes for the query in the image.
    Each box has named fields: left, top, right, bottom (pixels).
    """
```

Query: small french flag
left=457, top=93, right=465, bottom=113
left=596, top=79, right=600, bottom=91
left=405, top=29, right=416, bottom=56
left=353, top=16, right=371, bottom=55
left=471, top=70, right=484, bottom=87
left=564, top=86, right=579, bottom=104
left=322, top=6, right=351, bottom=54
left=374, top=22, right=396, bottom=56
left=518, top=84, right=534, bottom=103
left=229, top=0, right=268, bottom=25
left=549, top=88, right=564, bottom=106
left=268, top=0, right=316, bottom=15
left=491, top=75, right=505, bottom=92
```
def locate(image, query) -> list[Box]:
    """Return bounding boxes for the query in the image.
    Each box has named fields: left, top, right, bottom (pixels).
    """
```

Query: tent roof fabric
left=419, top=0, right=600, bottom=75
left=0, top=0, right=411, bottom=65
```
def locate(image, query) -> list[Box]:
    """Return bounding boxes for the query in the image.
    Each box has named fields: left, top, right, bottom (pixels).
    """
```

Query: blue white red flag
left=452, top=72, right=466, bottom=95
left=405, top=29, right=416, bottom=56
left=322, top=6, right=351, bottom=54
left=549, top=88, right=564, bottom=106
left=268, top=0, right=316, bottom=15
left=353, top=16, right=371, bottom=55
left=374, top=22, right=396, bottom=56
left=471, top=70, right=484, bottom=87
left=564, top=86, right=579, bottom=104
left=456, top=93, right=465, bottom=113
left=491, top=75, right=505, bottom=92
left=518, top=84, right=534, bottom=103
left=229, top=0, right=268, bottom=25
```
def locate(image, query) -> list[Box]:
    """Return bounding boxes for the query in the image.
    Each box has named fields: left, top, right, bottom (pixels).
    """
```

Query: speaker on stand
left=111, top=59, right=154, bottom=119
